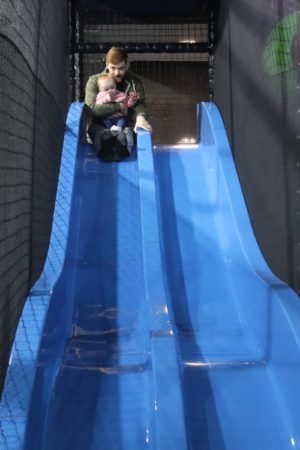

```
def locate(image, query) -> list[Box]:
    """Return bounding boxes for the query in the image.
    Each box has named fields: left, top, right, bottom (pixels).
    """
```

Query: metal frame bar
left=74, top=42, right=209, bottom=54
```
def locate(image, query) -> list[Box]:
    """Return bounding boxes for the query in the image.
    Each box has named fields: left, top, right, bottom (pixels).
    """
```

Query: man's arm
left=130, top=77, right=152, bottom=131
left=85, top=75, right=123, bottom=117
left=131, top=77, right=149, bottom=119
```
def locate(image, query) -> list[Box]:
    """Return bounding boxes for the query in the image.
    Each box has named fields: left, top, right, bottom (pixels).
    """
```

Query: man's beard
left=114, top=75, right=123, bottom=83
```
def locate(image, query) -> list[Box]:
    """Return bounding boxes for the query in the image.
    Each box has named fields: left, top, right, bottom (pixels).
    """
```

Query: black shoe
left=114, top=132, right=129, bottom=162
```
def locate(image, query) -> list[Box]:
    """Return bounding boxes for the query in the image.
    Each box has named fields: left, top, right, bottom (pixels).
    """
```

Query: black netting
left=83, top=22, right=208, bottom=45
left=214, top=0, right=300, bottom=293
left=72, top=0, right=211, bottom=144
left=0, top=0, right=69, bottom=394
left=30, top=82, right=67, bottom=284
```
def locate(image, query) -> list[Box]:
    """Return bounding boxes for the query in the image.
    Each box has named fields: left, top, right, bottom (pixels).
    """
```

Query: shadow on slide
left=2, top=102, right=300, bottom=450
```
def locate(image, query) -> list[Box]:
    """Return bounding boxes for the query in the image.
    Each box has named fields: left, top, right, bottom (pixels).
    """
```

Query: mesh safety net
left=0, top=0, right=69, bottom=394
left=71, top=0, right=211, bottom=145
left=214, top=0, right=300, bottom=293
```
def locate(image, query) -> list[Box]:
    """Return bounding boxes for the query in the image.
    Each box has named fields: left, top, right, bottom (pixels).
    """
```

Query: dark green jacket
left=85, top=70, right=149, bottom=125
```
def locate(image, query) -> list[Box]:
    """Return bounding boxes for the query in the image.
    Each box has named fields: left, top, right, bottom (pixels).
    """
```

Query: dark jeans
left=88, top=122, right=129, bottom=162
left=102, top=116, right=128, bottom=130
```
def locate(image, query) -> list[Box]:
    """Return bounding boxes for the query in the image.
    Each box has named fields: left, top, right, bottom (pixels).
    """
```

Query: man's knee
left=88, top=123, right=107, bottom=145
left=101, top=129, right=112, bottom=138
left=115, top=131, right=127, bottom=147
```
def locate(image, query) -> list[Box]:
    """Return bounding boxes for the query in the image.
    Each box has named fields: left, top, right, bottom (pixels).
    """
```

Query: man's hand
left=134, top=115, right=152, bottom=132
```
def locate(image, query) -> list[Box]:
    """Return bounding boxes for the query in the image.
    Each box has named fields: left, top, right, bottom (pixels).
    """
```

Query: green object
left=263, top=11, right=299, bottom=75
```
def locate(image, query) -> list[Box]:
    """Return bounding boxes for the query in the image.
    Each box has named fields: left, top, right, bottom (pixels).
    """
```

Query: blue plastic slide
left=1, top=102, right=300, bottom=450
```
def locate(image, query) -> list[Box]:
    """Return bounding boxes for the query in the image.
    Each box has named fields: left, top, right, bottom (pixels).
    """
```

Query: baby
left=96, top=74, right=138, bottom=154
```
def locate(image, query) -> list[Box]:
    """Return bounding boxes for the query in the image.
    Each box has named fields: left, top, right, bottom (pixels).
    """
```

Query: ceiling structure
left=76, top=0, right=211, bottom=20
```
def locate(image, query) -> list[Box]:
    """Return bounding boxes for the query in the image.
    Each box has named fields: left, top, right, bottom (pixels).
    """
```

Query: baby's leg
left=117, top=117, right=127, bottom=128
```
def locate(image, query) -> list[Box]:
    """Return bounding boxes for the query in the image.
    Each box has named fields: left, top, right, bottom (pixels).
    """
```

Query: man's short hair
left=106, top=47, right=128, bottom=65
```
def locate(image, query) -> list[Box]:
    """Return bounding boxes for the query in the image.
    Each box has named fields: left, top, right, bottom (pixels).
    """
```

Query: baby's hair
left=98, top=73, right=114, bottom=83
left=97, top=74, right=116, bottom=91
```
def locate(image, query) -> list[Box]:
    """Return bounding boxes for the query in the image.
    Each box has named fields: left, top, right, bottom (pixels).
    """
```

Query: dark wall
left=79, top=0, right=208, bottom=15
left=214, top=0, right=300, bottom=293
left=0, top=0, right=69, bottom=393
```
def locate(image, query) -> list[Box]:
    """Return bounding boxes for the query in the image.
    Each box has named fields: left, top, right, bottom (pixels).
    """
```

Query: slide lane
left=152, top=103, right=300, bottom=449
left=23, top=104, right=186, bottom=450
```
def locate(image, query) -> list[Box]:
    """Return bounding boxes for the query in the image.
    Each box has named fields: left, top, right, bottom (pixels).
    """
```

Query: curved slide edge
left=0, top=103, right=83, bottom=450
left=199, top=102, right=300, bottom=351
left=200, top=102, right=299, bottom=300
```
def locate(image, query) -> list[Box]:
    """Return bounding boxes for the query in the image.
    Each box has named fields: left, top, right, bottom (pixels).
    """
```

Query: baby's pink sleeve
left=96, top=91, right=110, bottom=104
left=113, top=90, right=127, bottom=103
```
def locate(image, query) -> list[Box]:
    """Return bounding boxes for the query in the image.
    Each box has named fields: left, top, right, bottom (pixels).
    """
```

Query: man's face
left=106, top=60, right=128, bottom=83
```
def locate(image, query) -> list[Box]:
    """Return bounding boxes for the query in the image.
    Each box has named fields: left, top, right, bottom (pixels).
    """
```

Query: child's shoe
left=110, top=125, right=122, bottom=136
